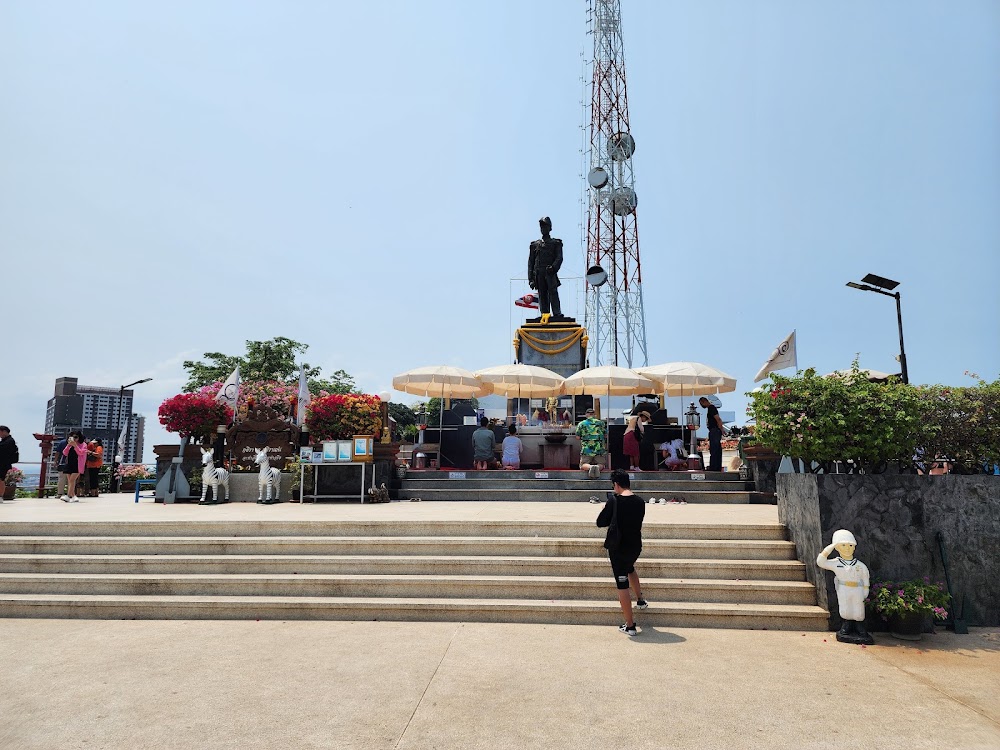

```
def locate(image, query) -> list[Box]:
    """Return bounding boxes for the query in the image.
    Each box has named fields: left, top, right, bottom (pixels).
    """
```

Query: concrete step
left=0, top=554, right=808, bottom=580
left=402, top=469, right=747, bottom=482
left=0, top=574, right=819, bottom=605
left=0, top=593, right=830, bottom=630
left=0, top=520, right=788, bottom=541
left=396, top=489, right=753, bottom=503
left=0, top=537, right=798, bottom=560
left=400, top=479, right=751, bottom=491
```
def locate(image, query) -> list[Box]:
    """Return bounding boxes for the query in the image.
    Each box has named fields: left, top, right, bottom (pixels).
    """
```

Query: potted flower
left=4, top=468, right=24, bottom=500
left=158, top=393, right=233, bottom=444
left=868, top=578, right=950, bottom=640
left=116, top=464, right=155, bottom=492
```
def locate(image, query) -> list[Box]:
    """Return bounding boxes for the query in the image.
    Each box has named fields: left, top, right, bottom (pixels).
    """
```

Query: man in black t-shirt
left=0, top=426, right=18, bottom=500
left=700, top=396, right=725, bottom=472
left=596, top=469, right=648, bottom=636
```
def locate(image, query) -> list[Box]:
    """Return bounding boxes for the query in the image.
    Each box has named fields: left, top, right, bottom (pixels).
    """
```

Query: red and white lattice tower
left=583, top=0, right=647, bottom=368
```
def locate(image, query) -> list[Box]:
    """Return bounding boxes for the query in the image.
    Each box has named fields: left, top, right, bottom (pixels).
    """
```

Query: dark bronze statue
left=528, top=216, right=563, bottom=317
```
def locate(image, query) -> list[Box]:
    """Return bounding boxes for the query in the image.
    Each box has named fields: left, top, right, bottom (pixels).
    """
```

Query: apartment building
left=43, top=377, right=146, bottom=476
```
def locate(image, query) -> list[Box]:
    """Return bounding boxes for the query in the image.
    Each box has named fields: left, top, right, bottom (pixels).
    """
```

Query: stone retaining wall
left=777, top=474, right=999, bottom=627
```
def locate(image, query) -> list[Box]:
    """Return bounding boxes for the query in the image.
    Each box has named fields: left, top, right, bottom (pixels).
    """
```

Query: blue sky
left=2, top=1, right=998, bottom=461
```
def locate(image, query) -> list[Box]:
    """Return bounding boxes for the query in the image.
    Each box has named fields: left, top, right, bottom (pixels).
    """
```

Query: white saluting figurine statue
left=817, top=529, right=875, bottom=645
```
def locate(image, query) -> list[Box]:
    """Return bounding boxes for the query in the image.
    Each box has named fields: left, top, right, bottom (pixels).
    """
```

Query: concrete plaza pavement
left=0, top=619, right=997, bottom=749
left=1, top=496, right=997, bottom=748
left=0, top=491, right=780, bottom=525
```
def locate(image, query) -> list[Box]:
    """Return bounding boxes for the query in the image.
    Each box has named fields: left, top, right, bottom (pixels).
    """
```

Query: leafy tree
left=183, top=337, right=348, bottom=394
left=309, top=369, right=358, bottom=396
left=388, top=402, right=417, bottom=428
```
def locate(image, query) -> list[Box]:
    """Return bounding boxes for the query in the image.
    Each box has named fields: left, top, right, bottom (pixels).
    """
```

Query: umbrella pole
left=438, top=385, right=447, bottom=469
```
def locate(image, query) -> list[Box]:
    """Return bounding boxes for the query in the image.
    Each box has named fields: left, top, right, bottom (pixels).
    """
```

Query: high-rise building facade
left=43, top=377, right=146, bottom=476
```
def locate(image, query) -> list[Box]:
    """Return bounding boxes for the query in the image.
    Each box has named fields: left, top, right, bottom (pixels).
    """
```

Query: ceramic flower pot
left=3, top=483, right=17, bottom=501
left=889, top=611, right=926, bottom=641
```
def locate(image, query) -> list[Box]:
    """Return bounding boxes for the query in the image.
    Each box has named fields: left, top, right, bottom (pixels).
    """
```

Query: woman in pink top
left=60, top=431, right=88, bottom=502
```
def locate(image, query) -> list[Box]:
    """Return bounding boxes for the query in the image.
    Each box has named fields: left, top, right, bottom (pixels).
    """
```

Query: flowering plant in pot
left=158, top=393, right=233, bottom=443
left=115, top=464, right=154, bottom=480
left=868, top=578, right=950, bottom=639
left=115, top=464, right=154, bottom=491
left=3, top=468, right=24, bottom=499
left=306, top=393, right=383, bottom=441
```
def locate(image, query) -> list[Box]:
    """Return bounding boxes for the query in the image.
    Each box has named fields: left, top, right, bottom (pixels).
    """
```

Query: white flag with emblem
left=216, top=366, right=240, bottom=412
left=754, top=330, right=798, bottom=382
left=296, top=364, right=311, bottom=425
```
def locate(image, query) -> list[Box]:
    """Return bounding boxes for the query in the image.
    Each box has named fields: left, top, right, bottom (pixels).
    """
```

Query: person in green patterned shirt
left=576, top=408, right=607, bottom=478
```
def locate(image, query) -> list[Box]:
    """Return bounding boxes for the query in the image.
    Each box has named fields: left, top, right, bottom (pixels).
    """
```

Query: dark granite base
left=778, top=474, right=1000, bottom=628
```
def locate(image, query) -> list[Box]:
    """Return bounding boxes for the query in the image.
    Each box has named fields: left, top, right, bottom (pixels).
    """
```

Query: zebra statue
left=255, top=447, right=281, bottom=504
left=199, top=447, right=230, bottom=505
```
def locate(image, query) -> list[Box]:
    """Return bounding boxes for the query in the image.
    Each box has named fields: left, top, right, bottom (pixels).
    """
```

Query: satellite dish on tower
left=608, top=132, right=636, bottom=161
left=611, top=187, right=638, bottom=216
left=586, top=265, right=608, bottom=287
left=587, top=167, right=608, bottom=189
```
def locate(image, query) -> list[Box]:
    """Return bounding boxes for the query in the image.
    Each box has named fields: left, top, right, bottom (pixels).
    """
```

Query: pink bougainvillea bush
left=116, top=464, right=155, bottom=480
left=195, top=379, right=333, bottom=418
left=307, top=394, right=383, bottom=441
left=158, top=393, right=233, bottom=441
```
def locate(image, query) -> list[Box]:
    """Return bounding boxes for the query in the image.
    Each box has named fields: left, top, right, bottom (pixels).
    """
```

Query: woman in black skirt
left=60, top=431, right=87, bottom=502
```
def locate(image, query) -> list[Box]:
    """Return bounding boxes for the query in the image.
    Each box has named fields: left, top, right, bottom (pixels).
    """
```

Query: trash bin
left=413, top=452, right=427, bottom=470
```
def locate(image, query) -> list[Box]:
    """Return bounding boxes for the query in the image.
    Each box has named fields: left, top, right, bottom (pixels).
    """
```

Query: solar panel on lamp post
left=846, top=274, right=909, bottom=384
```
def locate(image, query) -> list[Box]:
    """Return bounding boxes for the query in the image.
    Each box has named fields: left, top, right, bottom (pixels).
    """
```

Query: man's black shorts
left=609, top=548, right=641, bottom=590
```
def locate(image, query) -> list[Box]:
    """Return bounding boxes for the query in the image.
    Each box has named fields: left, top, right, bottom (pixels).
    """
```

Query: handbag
left=603, top=491, right=622, bottom=552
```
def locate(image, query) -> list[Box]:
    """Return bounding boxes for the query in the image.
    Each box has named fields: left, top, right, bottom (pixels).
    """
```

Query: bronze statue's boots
left=854, top=622, right=875, bottom=645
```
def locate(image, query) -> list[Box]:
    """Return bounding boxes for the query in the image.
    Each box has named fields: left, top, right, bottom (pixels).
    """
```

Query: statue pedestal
left=515, top=320, right=587, bottom=378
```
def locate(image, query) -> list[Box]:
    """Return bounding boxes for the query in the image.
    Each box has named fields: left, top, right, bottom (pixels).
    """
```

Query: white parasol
left=474, top=364, right=565, bottom=422
left=563, top=366, right=656, bottom=421
left=392, top=366, right=493, bottom=458
left=637, top=362, right=738, bottom=456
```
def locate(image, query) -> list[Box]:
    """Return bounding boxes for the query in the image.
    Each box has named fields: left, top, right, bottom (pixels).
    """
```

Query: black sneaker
left=618, top=623, right=638, bottom=637
left=636, top=598, right=648, bottom=609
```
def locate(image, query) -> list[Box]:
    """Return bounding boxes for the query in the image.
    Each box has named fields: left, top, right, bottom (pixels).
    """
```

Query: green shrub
left=747, top=363, right=998, bottom=471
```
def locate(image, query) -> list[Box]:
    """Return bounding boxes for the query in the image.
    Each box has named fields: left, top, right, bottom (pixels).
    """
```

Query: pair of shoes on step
left=587, top=465, right=601, bottom=479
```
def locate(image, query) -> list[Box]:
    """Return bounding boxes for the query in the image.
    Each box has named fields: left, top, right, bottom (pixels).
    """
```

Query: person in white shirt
left=501, top=424, right=523, bottom=470
left=659, top=438, right=687, bottom=470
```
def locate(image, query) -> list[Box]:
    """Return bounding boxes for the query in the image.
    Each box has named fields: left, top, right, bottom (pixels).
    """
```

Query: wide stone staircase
left=398, top=469, right=767, bottom=503
left=0, top=517, right=828, bottom=630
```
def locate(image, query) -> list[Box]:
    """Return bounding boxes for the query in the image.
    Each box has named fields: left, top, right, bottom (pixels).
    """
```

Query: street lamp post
left=846, top=273, right=909, bottom=384
left=111, top=378, right=153, bottom=492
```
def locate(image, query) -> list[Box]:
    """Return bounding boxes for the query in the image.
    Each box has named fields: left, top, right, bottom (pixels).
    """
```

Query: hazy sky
left=2, top=1, right=998, bottom=462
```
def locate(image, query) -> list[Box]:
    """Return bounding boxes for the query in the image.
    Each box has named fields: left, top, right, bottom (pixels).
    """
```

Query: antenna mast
left=583, top=0, right=648, bottom=368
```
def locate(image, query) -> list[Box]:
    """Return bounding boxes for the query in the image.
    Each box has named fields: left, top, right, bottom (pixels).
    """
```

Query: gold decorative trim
left=517, top=326, right=585, bottom=355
